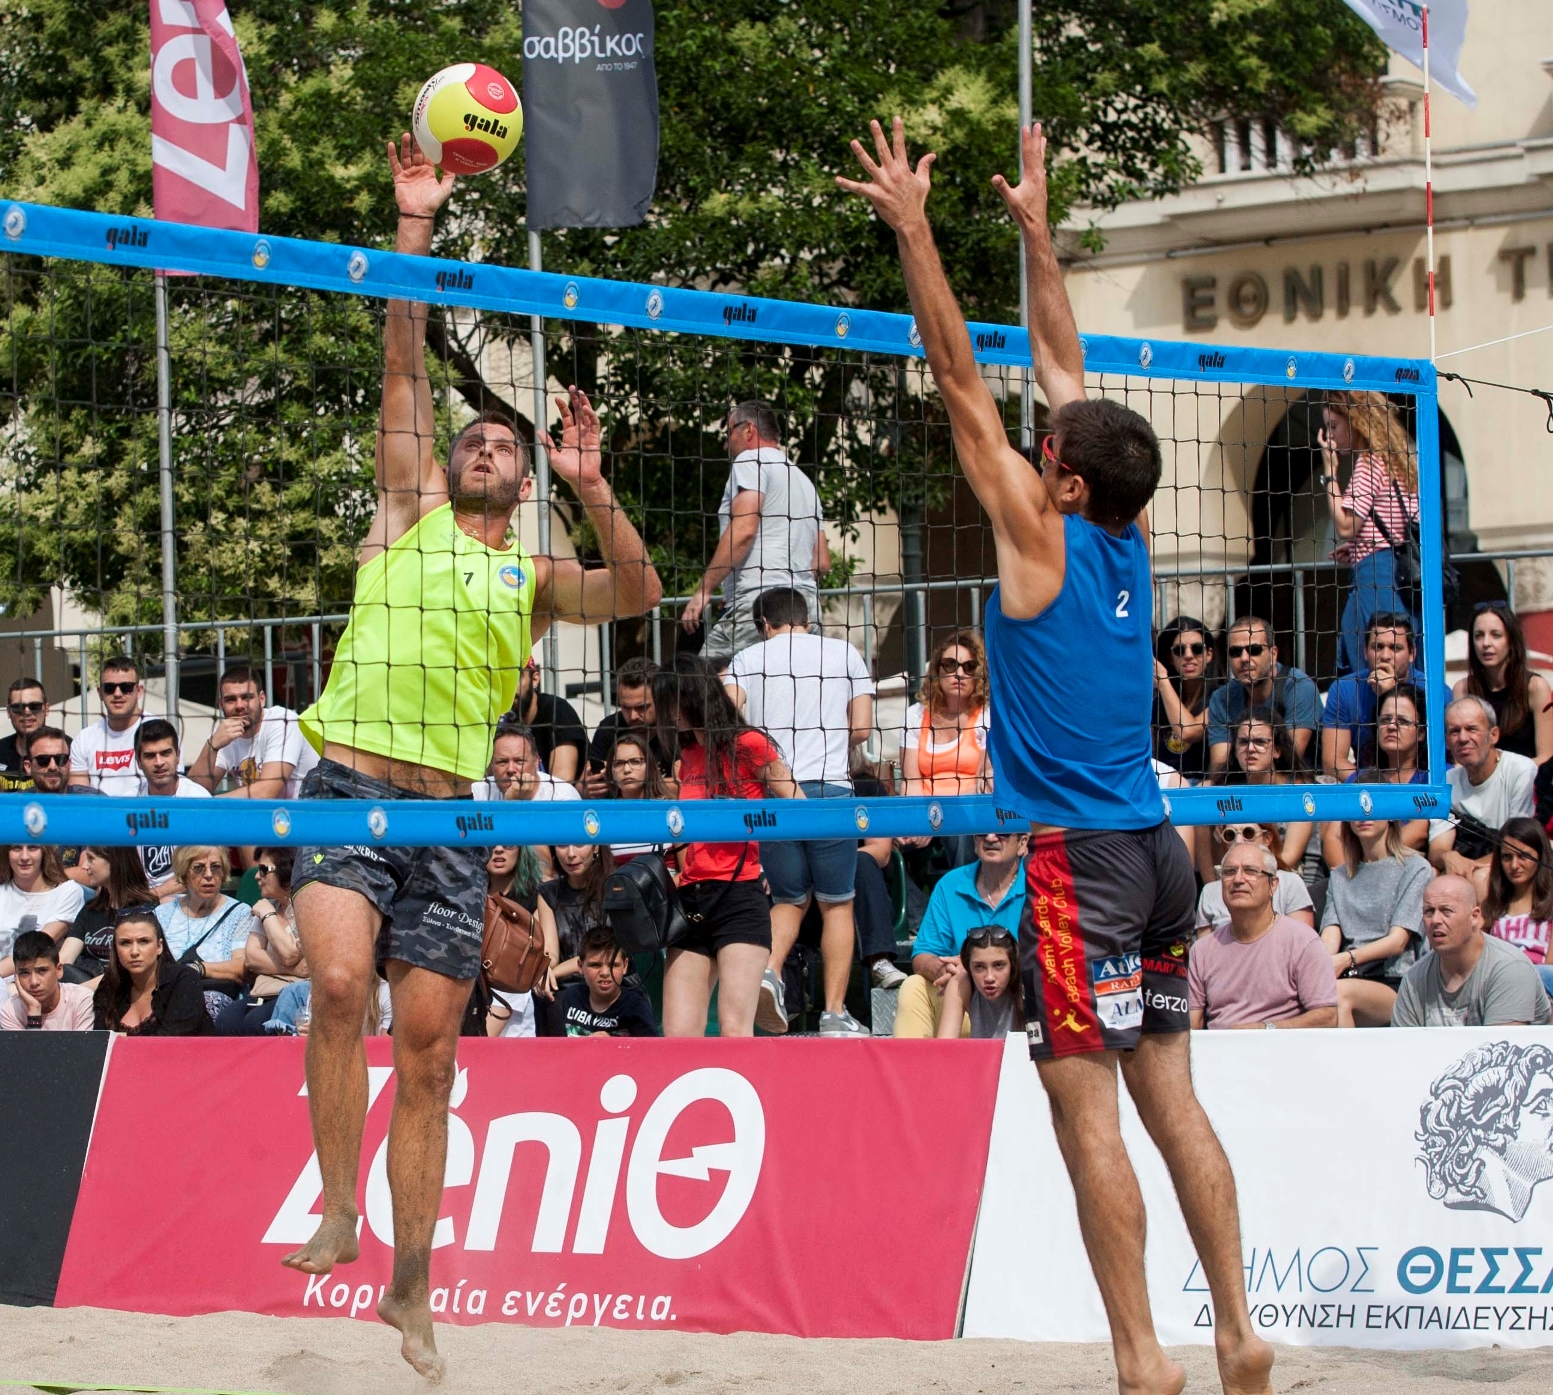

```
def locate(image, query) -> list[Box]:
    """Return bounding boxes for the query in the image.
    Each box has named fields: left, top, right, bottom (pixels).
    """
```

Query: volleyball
left=411, top=63, right=522, bottom=175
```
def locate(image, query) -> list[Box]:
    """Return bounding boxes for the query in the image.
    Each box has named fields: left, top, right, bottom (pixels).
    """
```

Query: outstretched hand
left=991, top=121, right=1051, bottom=230
left=539, top=386, right=604, bottom=492
left=835, top=117, right=936, bottom=232
left=387, top=132, right=456, bottom=218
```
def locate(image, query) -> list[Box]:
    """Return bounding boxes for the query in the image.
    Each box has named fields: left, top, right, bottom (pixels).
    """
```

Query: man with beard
left=285, top=135, right=660, bottom=1380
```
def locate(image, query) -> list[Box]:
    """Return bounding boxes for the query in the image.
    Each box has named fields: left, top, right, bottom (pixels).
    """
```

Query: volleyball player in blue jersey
left=840, top=120, right=1273, bottom=1395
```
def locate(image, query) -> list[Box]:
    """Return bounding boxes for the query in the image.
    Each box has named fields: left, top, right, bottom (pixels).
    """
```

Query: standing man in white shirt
left=680, top=401, right=829, bottom=664
left=69, top=655, right=149, bottom=796
left=726, top=587, right=876, bottom=1036
left=135, top=718, right=213, bottom=899
left=188, top=665, right=319, bottom=800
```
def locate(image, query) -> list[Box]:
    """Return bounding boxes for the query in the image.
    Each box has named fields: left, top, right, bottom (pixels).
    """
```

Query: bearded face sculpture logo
left=1417, top=1041, right=1553, bottom=1223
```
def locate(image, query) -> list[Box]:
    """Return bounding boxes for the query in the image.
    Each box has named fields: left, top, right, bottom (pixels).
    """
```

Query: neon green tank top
left=301, top=503, right=535, bottom=782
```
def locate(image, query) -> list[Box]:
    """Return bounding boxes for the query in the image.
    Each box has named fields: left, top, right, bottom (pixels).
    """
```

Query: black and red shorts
left=1019, top=821, right=1194, bottom=1061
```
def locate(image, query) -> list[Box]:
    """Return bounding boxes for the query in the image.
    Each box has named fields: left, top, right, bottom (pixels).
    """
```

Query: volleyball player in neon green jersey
left=283, top=135, right=661, bottom=1380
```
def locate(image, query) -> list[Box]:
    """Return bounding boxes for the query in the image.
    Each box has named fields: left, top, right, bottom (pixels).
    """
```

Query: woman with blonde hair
left=900, top=629, right=992, bottom=798
left=1319, top=390, right=1421, bottom=675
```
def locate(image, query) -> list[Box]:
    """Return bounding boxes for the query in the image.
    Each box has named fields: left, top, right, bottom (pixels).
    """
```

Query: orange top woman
left=900, top=630, right=992, bottom=797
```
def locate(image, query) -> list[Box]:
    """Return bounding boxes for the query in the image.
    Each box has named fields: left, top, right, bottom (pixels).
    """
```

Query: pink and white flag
left=149, top=0, right=259, bottom=229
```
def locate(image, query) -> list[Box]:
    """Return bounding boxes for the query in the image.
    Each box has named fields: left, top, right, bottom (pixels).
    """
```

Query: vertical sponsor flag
left=149, top=0, right=260, bottom=229
left=1340, top=0, right=1477, bottom=107
left=523, top=0, right=659, bottom=228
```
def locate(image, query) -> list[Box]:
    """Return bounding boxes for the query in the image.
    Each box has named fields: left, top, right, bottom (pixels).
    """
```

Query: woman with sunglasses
left=1319, top=390, right=1421, bottom=676
left=93, top=909, right=212, bottom=1035
left=1195, top=824, right=1314, bottom=935
left=936, top=925, right=1024, bottom=1039
left=1481, top=816, right=1553, bottom=994
left=0, top=844, right=86, bottom=980
left=1153, top=617, right=1213, bottom=784
left=154, top=846, right=257, bottom=995
left=216, top=849, right=307, bottom=1035
left=61, top=846, right=155, bottom=983
left=899, top=630, right=992, bottom=800
left=1320, top=812, right=1430, bottom=1026
left=1453, top=603, right=1553, bottom=765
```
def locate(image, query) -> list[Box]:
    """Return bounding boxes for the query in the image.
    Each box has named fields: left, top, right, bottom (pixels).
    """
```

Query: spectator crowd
left=2, top=396, right=1551, bottom=1038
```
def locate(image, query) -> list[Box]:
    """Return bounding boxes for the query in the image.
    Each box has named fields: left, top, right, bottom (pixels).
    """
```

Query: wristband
left=399, top=212, right=435, bottom=220
left=25, top=1014, right=43, bottom=1029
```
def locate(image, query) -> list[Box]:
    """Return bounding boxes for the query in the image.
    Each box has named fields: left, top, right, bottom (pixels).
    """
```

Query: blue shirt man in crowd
left=1207, top=616, right=1322, bottom=772
left=1320, top=612, right=1445, bottom=777
left=893, top=829, right=1028, bottom=1037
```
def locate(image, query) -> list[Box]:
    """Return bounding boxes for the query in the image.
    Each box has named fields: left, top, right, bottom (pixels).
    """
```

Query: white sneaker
left=818, top=1009, right=871, bottom=1038
left=755, top=969, right=789, bottom=1035
left=870, top=958, right=907, bottom=990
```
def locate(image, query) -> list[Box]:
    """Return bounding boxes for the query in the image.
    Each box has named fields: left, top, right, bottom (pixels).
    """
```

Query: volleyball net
left=0, top=200, right=1448, bottom=847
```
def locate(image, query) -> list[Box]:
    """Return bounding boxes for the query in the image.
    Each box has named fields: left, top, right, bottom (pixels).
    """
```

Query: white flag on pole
left=1341, top=0, right=1476, bottom=106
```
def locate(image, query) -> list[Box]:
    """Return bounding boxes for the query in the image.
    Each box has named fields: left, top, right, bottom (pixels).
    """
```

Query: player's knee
left=311, top=963, right=369, bottom=1017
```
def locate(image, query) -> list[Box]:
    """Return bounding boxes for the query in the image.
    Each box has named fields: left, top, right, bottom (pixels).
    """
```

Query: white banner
left=1342, top=0, right=1477, bottom=106
left=966, top=1029, right=1553, bottom=1349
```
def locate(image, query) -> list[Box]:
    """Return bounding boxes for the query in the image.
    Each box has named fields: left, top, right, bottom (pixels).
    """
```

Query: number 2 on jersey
left=1115, top=589, right=1130, bottom=619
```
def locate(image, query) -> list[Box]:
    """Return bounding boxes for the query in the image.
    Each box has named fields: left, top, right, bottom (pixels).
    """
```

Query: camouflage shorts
left=294, top=759, right=488, bottom=981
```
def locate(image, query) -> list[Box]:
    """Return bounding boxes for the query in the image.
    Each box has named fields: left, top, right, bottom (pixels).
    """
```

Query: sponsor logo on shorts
left=1143, top=954, right=1188, bottom=980
left=1145, top=988, right=1188, bottom=1014
left=1091, top=952, right=1144, bottom=1032
left=1026, top=1018, right=1044, bottom=1046
left=455, top=812, right=495, bottom=839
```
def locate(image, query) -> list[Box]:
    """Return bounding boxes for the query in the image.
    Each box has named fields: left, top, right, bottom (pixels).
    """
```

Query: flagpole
left=528, top=227, right=558, bottom=690
left=1422, top=4, right=1436, bottom=363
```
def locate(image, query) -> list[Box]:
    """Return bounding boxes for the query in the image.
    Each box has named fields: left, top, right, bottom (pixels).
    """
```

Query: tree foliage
left=0, top=0, right=1385, bottom=626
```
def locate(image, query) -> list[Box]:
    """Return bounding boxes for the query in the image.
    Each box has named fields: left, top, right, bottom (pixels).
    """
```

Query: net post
left=263, top=623, right=274, bottom=705
left=1017, top=0, right=1034, bottom=452
left=153, top=271, right=180, bottom=723
left=1414, top=367, right=1446, bottom=776
left=1422, top=4, right=1437, bottom=364
left=528, top=228, right=558, bottom=692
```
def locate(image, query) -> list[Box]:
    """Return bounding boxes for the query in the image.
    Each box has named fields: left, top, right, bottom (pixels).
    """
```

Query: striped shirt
left=1341, top=453, right=1418, bottom=564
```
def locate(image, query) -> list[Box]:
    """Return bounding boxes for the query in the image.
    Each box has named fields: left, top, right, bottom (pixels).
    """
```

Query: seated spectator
left=0, top=677, right=50, bottom=792
left=1152, top=617, right=1213, bottom=784
left=583, top=658, right=667, bottom=797
left=728, top=586, right=875, bottom=1039
left=0, top=930, right=95, bottom=1030
left=936, top=926, right=1023, bottom=1039
left=1321, top=614, right=1439, bottom=776
left=1321, top=818, right=1430, bottom=1026
left=602, top=734, right=677, bottom=861
left=154, top=846, right=257, bottom=991
left=558, top=927, right=660, bottom=1037
left=1207, top=617, right=1320, bottom=772
left=473, top=722, right=582, bottom=804
left=216, top=849, right=306, bottom=1035
left=1481, top=816, right=1553, bottom=995
left=479, top=845, right=542, bottom=1038
left=0, top=844, right=86, bottom=978
left=22, top=726, right=77, bottom=797
left=1219, top=710, right=1323, bottom=897
left=653, top=653, right=802, bottom=1038
left=93, top=909, right=213, bottom=1035
left=1323, top=693, right=1432, bottom=866
left=1392, top=875, right=1553, bottom=1028
left=508, top=657, right=588, bottom=784
left=535, top=842, right=616, bottom=1036
left=1195, top=824, right=1314, bottom=935
left=1187, top=842, right=1337, bottom=1029
left=1454, top=602, right=1553, bottom=765
left=900, top=630, right=991, bottom=799
left=134, top=718, right=211, bottom=896
left=270, top=975, right=393, bottom=1037
left=895, top=829, right=1028, bottom=1039
left=69, top=655, right=153, bottom=795
left=61, top=847, right=156, bottom=983
left=850, top=758, right=908, bottom=989
left=1429, top=697, right=1537, bottom=897
left=187, top=665, right=319, bottom=799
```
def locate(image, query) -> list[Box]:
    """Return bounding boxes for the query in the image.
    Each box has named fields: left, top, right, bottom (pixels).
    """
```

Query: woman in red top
left=1319, top=391, right=1421, bottom=676
left=654, top=655, right=801, bottom=1037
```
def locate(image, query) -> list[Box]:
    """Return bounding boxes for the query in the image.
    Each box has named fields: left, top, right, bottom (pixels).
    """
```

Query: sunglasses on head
left=7, top=700, right=43, bottom=716
left=28, top=752, right=67, bottom=768
left=1171, top=642, right=1206, bottom=658
left=963, top=927, right=1016, bottom=950
left=1227, top=644, right=1267, bottom=660
left=1474, top=600, right=1511, bottom=614
left=938, top=656, right=979, bottom=676
left=100, top=680, right=138, bottom=696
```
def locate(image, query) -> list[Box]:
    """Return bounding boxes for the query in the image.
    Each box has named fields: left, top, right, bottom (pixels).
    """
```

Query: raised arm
left=533, top=387, right=663, bottom=629
left=837, top=119, right=1049, bottom=531
left=994, top=122, right=1086, bottom=416
left=361, top=135, right=457, bottom=565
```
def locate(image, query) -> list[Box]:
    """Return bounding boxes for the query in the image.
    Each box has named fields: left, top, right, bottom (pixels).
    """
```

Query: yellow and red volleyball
left=412, top=63, right=522, bottom=175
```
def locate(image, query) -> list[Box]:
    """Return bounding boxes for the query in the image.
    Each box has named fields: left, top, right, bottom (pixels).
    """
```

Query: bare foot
left=1218, top=1333, right=1275, bottom=1395
left=379, top=1289, right=445, bottom=1383
left=281, top=1215, right=360, bottom=1275
left=1119, top=1355, right=1187, bottom=1395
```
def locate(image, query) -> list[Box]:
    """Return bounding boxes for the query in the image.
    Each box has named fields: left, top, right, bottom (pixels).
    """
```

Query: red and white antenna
left=1422, top=4, right=1437, bottom=363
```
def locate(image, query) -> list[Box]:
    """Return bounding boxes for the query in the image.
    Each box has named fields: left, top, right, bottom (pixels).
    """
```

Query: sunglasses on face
left=253, top=863, right=275, bottom=878
left=1039, top=435, right=1073, bottom=478
left=28, top=752, right=67, bottom=768
left=938, top=657, right=979, bottom=677
left=1218, top=825, right=1263, bottom=843
left=7, top=701, right=43, bottom=716
left=1171, top=642, right=1206, bottom=658
left=100, top=681, right=138, bottom=697
left=1227, top=644, right=1267, bottom=660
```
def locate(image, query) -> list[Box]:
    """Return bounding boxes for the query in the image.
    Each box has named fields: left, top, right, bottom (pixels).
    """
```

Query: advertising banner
left=57, top=1037, right=1000, bottom=1339
left=965, top=1029, right=1553, bottom=1349
left=149, top=0, right=260, bottom=229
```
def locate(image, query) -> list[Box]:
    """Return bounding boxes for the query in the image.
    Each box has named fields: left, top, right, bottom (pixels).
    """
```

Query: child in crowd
left=936, top=925, right=1023, bottom=1040
left=559, top=927, right=659, bottom=1037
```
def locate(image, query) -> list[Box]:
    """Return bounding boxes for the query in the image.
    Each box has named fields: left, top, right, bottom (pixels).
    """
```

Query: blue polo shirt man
left=894, top=830, right=1028, bottom=1038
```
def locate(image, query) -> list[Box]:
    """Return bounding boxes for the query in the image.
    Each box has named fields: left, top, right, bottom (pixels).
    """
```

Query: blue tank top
left=985, top=513, right=1163, bottom=830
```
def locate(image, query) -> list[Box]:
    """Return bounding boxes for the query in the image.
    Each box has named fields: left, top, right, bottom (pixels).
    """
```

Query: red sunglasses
left=1040, top=435, right=1073, bottom=476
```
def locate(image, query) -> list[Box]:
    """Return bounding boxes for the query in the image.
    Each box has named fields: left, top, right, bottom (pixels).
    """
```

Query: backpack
left=603, top=853, right=689, bottom=955
left=1371, top=476, right=1459, bottom=611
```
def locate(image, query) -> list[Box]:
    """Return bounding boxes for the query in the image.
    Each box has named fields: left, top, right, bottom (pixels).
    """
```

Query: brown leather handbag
left=481, top=891, right=550, bottom=994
